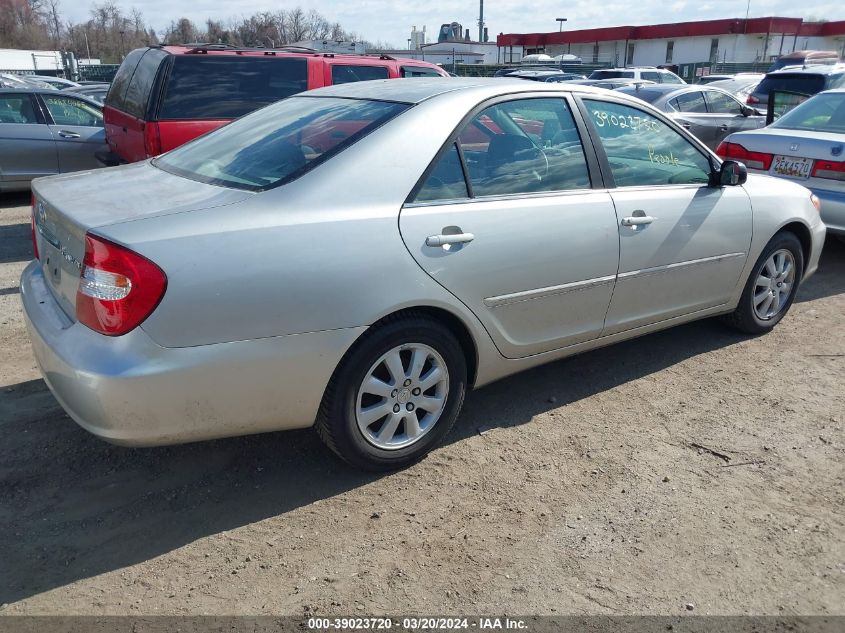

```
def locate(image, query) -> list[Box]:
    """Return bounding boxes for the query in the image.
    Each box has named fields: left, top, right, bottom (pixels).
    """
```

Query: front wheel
left=315, top=314, right=467, bottom=471
left=722, top=231, right=803, bottom=334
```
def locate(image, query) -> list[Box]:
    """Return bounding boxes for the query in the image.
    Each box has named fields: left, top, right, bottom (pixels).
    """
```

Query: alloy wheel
left=355, top=343, right=450, bottom=450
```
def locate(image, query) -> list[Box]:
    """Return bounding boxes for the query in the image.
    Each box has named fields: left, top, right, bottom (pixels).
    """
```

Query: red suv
left=102, top=45, right=447, bottom=163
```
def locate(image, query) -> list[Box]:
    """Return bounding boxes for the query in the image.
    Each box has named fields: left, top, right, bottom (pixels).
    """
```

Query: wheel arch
left=343, top=306, right=480, bottom=389
left=777, top=221, right=812, bottom=274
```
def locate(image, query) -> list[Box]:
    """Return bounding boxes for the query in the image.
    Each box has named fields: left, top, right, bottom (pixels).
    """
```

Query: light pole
left=119, top=30, right=126, bottom=60
left=556, top=18, right=567, bottom=32
left=407, top=37, right=412, bottom=51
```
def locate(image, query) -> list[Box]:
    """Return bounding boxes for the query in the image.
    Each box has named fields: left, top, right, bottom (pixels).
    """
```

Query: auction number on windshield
left=591, top=110, right=660, bottom=133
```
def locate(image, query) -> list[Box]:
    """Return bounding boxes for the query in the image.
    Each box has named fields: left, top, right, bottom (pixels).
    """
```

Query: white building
left=497, top=17, right=845, bottom=67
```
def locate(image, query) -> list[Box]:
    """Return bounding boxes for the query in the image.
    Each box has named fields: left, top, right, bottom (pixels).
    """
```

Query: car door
left=667, top=91, right=717, bottom=147
left=399, top=96, right=620, bottom=359
left=704, top=89, right=765, bottom=146
left=40, top=93, right=106, bottom=173
left=578, top=97, right=752, bottom=335
left=0, top=92, right=57, bottom=189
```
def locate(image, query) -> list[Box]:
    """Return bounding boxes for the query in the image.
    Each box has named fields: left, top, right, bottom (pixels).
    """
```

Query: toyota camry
left=22, top=78, right=826, bottom=470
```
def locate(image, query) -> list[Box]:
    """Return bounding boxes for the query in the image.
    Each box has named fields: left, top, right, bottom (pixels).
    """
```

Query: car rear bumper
left=811, top=186, right=845, bottom=235
left=21, top=261, right=364, bottom=446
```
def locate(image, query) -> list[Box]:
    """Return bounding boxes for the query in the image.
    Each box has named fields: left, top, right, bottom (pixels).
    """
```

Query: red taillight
left=715, top=141, right=774, bottom=171
left=746, top=94, right=760, bottom=105
left=30, top=193, right=39, bottom=260
left=811, top=159, right=845, bottom=181
left=76, top=234, right=167, bottom=336
left=143, top=122, right=162, bottom=157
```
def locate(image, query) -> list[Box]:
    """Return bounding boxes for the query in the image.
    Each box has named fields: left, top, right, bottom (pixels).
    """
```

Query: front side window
left=331, top=65, right=390, bottom=85
left=0, top=95, right=39, bottom=124
left=705, top=90, right=743, bottom=114
left=43, top=96, right=103, bottom=127
left=584, top=99, right=712, bottom=187
left=154, top=96, right=407, bottom=191
left=159, top=57, right=308, bottom=120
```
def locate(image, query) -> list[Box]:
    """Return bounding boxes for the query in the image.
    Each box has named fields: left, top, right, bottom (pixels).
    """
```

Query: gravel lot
left=0, top=191, right=843, bottom=615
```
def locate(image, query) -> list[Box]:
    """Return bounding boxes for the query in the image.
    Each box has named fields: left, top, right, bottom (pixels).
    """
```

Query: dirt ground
left=0, top=191, right=843, bottom=616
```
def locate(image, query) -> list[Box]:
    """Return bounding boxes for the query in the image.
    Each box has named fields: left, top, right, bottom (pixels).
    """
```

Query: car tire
left=721, top=231, right=804, bottom=334
left=315, top=313, right=468, bottom=471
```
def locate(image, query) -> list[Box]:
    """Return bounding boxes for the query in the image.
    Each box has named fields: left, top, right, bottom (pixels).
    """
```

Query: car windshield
left=153, top=96, right=408, bottom=191
left=771, top=92, right=845, bottom=133
left=589, top=70, right=635, bottom=80
left=756, top=73, right=827, bottom=97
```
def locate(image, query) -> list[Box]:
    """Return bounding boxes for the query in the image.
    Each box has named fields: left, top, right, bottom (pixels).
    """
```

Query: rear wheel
left=315, top=314, right=467, bottom=471
left=722, top=231, right=803, bottom=334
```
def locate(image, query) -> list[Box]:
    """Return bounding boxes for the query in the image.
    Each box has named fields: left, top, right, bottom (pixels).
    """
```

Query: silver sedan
left=22, top=79, right=826, bottom=470
left=717, top=89, right=845, bottom=235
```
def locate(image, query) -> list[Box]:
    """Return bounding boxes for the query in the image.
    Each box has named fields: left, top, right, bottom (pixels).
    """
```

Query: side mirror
left=718, top=160, right=748, bottom=186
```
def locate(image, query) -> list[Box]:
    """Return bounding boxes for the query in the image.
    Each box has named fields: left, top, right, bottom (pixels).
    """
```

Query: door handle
left=425, top=232, right=475, bottom=247
left=621, top=215, right=655, bottom=227
left=58, top=130, right=80, bottom=139
left=719, top=124, right=729, bottom=131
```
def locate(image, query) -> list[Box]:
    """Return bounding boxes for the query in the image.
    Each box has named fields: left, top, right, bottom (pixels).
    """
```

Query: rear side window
left=158, top=56, right=308, bottom=120
left=641, top=71, right=661, bottom=82
left=757, top=74, right=826, bottom=97
left=401, top=66, right=443, bottom=78
left=0, top=94, right=39, bottom=124
left=154, top=96, right=407, bottom=191
left=419, top=97, right=591, bottom=200
left=660, top=73, right=685, bottom=84
left=670, top=91, right=707, bottom=113
left=331, top=65, right=390, bottom=85
left=105, top=48, right=145, bottom=111
left=584, top=99, right=711, bottom=187
left=122, top=48, right=166, bottom=118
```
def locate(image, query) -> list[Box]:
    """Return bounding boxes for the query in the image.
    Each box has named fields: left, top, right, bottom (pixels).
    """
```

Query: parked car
left=588, top=67, right=685, bottom=84
left=717, top=89, right=845, bottom=235
left=29, top=75, right=81, bottom=90
left=698, top=74, right=736, bottom=84
left=65, top=83, right=110, bottom=105
left=102, top=44, right=448, bottom=164
left=505, top=70, right=586, bottom=82
left=23, top=79, right=825, bottom=470
left=768, top=50, right=840, bottom=73
left=616, top=83, right=764, bottom=149
left=748, top=64, right=845, bottom=108
left=707, top=74, right=764, bottom=101
left=0, top=88, right=106, bottom=192
left=0, top=72, right=53, bottom=90
left=569, top=78, right=656, bottom=90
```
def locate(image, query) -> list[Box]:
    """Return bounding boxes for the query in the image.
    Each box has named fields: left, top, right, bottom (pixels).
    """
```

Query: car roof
left=301, top=77, right=622, bottom=105
left=0, top=86, right=102, bottom=104
left=767, top=63, right=845, bottom=76
left=154, top=44, right=433, bottom=66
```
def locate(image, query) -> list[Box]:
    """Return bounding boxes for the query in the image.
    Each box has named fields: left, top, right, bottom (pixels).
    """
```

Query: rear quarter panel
left=104, top=105, right=145, bottom=163
left=156, top=119, right=230, bottom=153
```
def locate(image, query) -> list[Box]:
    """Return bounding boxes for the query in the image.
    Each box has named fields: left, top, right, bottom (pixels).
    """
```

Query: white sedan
left=717, top=89, right=845, bottom=235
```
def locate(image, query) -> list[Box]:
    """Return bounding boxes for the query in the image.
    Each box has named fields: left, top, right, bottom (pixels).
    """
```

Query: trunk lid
left=32, top=160, right=250, bottom=319
left=729, top=127, right=845, bottom=161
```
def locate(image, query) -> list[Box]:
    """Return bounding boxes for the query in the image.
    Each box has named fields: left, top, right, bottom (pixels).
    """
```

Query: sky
left=61, top=0, right=845, bottom=47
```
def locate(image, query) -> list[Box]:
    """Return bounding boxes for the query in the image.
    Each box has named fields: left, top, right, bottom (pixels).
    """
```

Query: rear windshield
left=771, top=92, right=845, bottom=133
left=153, top=96, right=408, bottom=191
left=158, top=56, right=308, bottom=120
left=589, top=70, right=635, bottom=80
left=616, top=87, right=666, bottom=104
left=756, top=73, right=827, bottom=97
